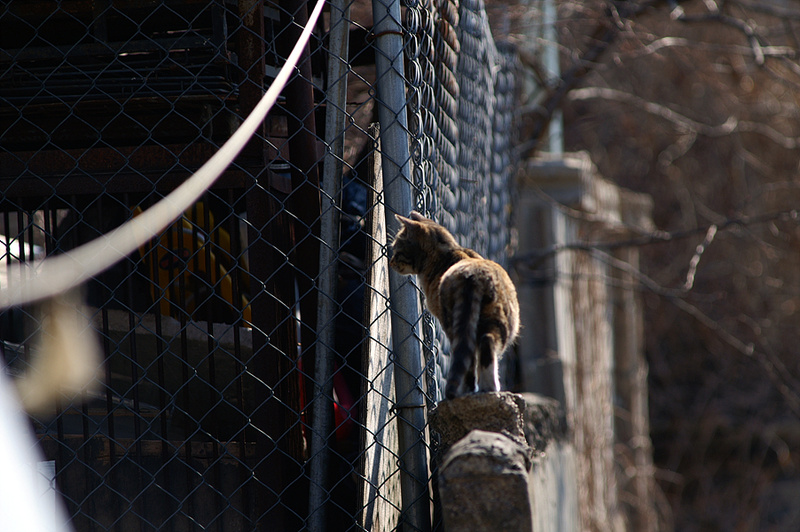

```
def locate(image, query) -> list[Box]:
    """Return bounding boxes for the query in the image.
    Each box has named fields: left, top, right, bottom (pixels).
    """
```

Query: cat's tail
left=444, top=277, right=482, bottom=399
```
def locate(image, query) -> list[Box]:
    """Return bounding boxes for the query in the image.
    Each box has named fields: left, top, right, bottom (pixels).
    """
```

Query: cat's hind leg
left=445, top=337, right=478, bottom=398
left=443, top=277, right=481, bottom=399
left=477, top=332, right=501, bottom=392
left=464, top=358, right=478, bottom=394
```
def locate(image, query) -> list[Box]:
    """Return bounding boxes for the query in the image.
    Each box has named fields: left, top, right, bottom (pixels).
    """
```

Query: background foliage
left=495, top=0, right=800, bottom=529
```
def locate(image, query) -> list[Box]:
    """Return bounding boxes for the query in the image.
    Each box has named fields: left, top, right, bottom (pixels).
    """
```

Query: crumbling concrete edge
left=429, top=392, right=577, bottom=532
left=429, top=391, right=567, bottom=456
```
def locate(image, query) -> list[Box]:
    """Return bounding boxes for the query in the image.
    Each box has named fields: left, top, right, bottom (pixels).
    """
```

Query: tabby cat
left=389, top=211, right=520, bottom=399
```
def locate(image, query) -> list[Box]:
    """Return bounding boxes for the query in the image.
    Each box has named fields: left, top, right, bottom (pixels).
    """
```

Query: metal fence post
left=371, top=0, right=432, bottom=530
left=307, top=0, right=351, bottom=529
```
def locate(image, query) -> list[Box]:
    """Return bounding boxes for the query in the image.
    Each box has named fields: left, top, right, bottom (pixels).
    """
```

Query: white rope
left=0, top=0, right=327, bottom=309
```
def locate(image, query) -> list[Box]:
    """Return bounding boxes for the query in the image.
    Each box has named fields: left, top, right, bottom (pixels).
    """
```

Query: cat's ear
left=395, top=213, right=416, bottom=227
left=408, top=211, right=427, bottom=222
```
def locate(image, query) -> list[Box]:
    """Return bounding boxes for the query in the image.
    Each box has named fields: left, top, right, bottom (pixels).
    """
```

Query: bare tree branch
left=512, top=209, right=800, bottom=268
left=591, top=250, right=800, bottom=419
left=568, top=86, right=800, bottom=148
left=521, top=0, right=663, bottom=155
left=546, top=0, right=800, bottom=526
left=568, top=86, right=737, bottom=134
left=675, top=11, right=766, bottom=64
left=683, top=224, right=717, bottom=291
left=732, top=0, right=800, bottom=21
left=620, top=36, right=795, bottom=62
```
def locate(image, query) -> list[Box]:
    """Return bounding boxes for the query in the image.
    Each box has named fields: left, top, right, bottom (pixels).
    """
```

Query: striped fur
left=389, top=211, right=519, bottom=399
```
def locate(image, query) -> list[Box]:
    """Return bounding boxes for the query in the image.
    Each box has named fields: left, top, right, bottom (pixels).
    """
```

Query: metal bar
left=542, top=0, right=563, bottom=154
left=370, top=0, right=432, bottom=530
left=276, top=1, right=324, bottom=527
left=307, top=0, right=351, bottom=528
left=226, top=188, right=252, bottom=527
left=277, top=0, right=322, bottom=378
left=200, top=200, right=224, bottom=531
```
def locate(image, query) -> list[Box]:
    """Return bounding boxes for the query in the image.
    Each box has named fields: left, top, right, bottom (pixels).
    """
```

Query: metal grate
left=0, top=0, right=520, bottom=530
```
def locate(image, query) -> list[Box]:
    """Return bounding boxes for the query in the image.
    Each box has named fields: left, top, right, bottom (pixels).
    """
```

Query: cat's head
left=389, top=211, right=458, bottom=275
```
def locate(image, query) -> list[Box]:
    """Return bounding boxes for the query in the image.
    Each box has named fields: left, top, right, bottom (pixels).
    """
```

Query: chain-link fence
left=0, top=0, right=519, bottom=529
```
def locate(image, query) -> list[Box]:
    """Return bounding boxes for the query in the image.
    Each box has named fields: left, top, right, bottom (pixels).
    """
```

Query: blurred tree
left=496, top=0, right=800, bottom=529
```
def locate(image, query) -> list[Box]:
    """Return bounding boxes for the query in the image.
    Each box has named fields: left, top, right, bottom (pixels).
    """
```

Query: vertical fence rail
left=371, top=0, right=433, bottom=529
left=308, top=0, right=351, bottom=528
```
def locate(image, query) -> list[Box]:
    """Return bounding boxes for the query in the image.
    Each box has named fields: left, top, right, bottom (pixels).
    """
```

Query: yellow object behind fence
left=134, top=204, right=251, bottom=324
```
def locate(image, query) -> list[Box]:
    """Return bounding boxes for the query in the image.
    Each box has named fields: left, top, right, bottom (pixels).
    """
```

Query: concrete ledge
left=439, top=430, right=533, bottom=532
left=430, top=392, right=528, bottom=456
left=430, top=392, right=566, bottom=456
left=519, top=393, right=567, bottom=453
left=430, top=392, right=576, bottom=532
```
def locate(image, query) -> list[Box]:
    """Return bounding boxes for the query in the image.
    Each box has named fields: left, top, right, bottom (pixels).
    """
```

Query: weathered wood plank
left=358, top=125, right=401, bottom=531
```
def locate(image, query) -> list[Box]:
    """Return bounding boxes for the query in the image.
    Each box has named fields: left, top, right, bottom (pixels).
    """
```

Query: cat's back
left=439, top=256, right=520, bottom=341
left=441, top=256, right=514, bottom=295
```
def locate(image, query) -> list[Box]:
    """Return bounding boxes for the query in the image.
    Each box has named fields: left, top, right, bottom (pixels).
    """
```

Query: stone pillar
left=515, top=152, right=657, bottom=531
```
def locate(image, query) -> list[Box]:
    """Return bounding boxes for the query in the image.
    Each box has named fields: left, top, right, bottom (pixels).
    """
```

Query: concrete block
left=438, top=430, right=533, bottom=532
left=429, top=391, right=529, bottom=457
left=429, top=392, right=576, bottom=532
left=518, top=393, right=566, bottom=453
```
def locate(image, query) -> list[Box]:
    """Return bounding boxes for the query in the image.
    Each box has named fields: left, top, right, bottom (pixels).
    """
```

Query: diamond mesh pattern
left=0, top=1, right=518, bottom=530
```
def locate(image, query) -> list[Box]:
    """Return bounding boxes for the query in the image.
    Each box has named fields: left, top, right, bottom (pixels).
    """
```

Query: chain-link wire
left=404, top=0, right=519, bottom=402
left=0, top=0, right=519, bottom=530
